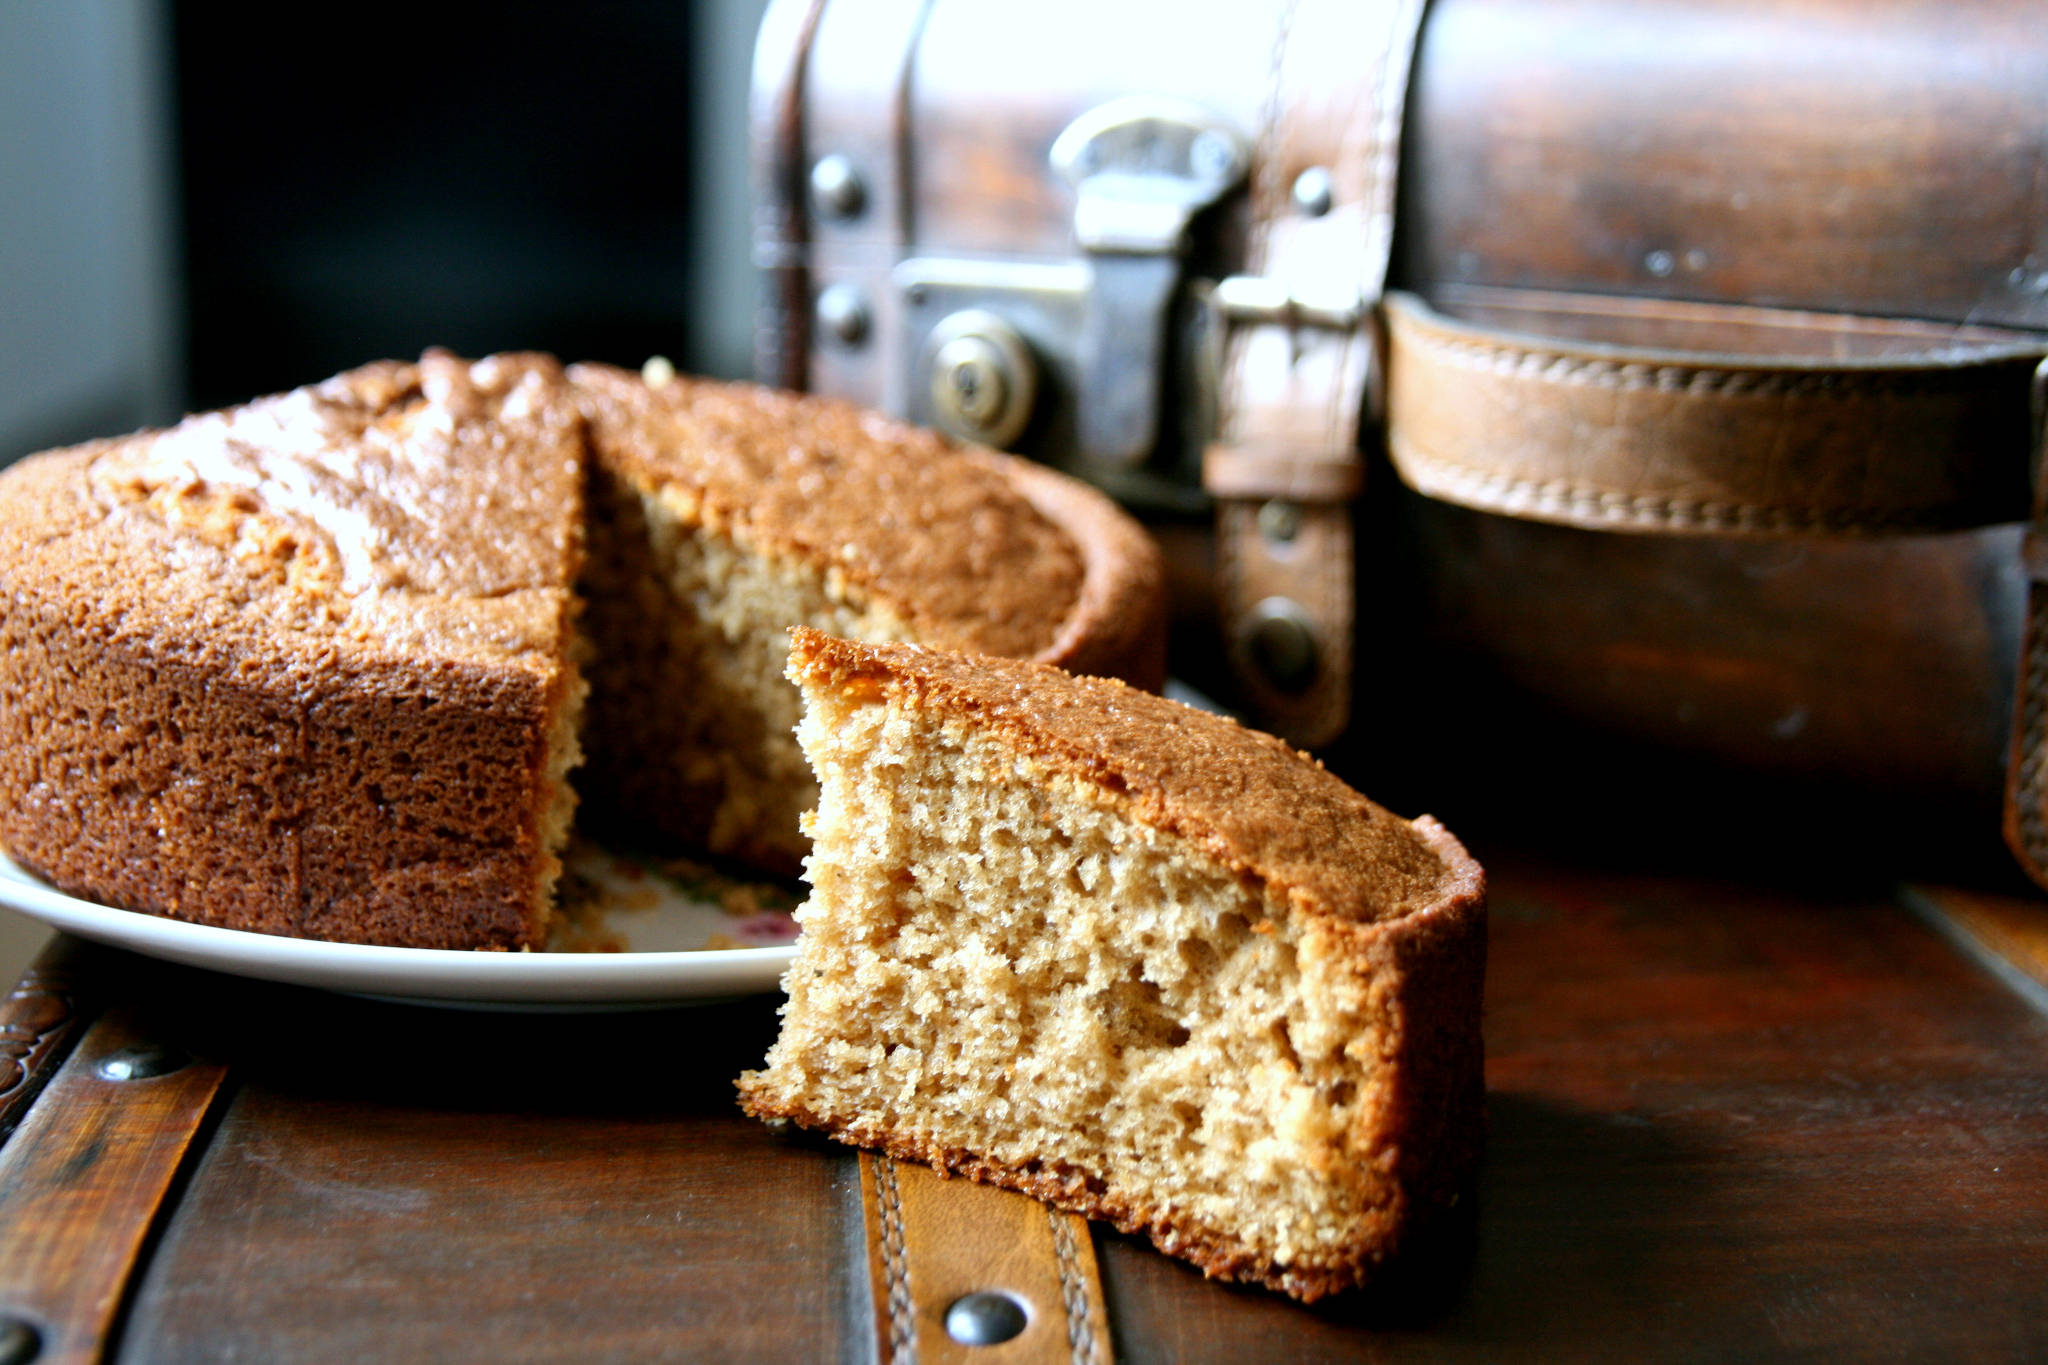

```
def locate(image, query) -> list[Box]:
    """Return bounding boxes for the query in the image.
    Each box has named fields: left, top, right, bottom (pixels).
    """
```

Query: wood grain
left=116, top=987, right=854, bottom=1365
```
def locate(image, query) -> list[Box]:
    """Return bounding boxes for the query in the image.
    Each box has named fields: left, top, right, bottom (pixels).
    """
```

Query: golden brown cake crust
left=567, top=363, right=1165, bottom=686
left=785, top=630, right=1467, bottom=926
left=0, top=352, right=585, bottom=948
left=741, top=1090, right=1449, bottom=1303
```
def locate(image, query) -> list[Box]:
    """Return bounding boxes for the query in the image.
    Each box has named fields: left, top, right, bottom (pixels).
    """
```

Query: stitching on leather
left=2013, top=588, right=2048, bottom=874
left=1220, top=1, right=1300, bottom=428
left=1047, top=1206, right=1102, bottom=1365
left=1317, top=507, right=1352, bottom=739
left=873, top=1155, right=916, bottom=1365
left=1218, top=500, right=1250, bottom=680
left=1361, top=0, right=1417, bottom=292
left=1400, top=325, right=2023, bottom=398
left=1389, top=441, right=1979, bottom=534
left=1250, top=0, right=1299, bottom=266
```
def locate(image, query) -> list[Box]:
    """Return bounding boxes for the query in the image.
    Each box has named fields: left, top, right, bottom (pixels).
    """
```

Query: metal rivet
left=944, top=1291, right=1029, bottom=1346
left=1257, top=499, right=1302, bottom=545
left=815, top=284, right=871, bottom=347
left=96, top=1043, right=189, bottom=1082
left=808, top=154, right=866, bottom=221
left=0, top=1315, right=41, bottom=1365
left=1644, top=249, right=1676, bottom=277
left=1292, top=166, right=1335, bottom=217
left=1242, top=598, right=1321, bottom=694
left=925, top=310, right=1039, bottom=449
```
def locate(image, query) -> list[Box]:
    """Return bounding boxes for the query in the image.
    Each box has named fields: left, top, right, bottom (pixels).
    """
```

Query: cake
left=568, top=363, right=1164, bottom=875
left=737, top=630, right=1488, bottom=1301
left=0, top=352, right=588, bottom=948
left=0, top=354, right=1165, bottom=947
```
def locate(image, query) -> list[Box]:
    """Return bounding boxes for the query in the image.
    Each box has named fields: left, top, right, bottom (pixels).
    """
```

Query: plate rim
left=0, top=849, right=797, bottom=1006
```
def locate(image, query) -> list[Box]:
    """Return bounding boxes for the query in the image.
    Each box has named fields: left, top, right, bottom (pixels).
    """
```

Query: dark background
left=174, top=2, right=749, bottom=411
left=0, top=0, right=767, bottom=460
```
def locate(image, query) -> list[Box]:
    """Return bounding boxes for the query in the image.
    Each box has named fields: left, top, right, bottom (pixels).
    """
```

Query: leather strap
left=1204, top=0, right=1428, bottom=749
left=1381, top=285, right=2048, bottom=892
left=0, top=993, right=229, bottom=1365
left=1384, top=286, right=2047, bottom=535
left=859, top=1152, right=1112, bottom=1365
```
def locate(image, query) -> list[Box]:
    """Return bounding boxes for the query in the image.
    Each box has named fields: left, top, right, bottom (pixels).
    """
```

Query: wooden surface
left=1, top=850, right=2045, bottom=1363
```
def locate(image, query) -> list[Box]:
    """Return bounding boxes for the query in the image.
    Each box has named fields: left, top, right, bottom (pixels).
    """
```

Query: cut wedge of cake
left=738, top=630, right=1487, bottom=1301
left=0, top=352, right=588, bottom=948
left=568, top=363, right=1164, bottom=876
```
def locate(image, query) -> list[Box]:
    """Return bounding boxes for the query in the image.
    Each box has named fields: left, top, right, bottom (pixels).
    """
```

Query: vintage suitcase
left=751, top=0, right=2048, bottom=884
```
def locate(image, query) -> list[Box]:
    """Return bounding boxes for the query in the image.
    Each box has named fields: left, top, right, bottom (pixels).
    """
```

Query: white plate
left=0, top=842, right=799, bottom=1010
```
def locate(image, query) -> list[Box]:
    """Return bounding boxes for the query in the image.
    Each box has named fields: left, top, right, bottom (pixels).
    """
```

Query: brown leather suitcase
left=751, top=0, right=2048, bottom=885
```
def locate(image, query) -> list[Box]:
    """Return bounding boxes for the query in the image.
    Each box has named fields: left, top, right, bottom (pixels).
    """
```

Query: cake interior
left=532, top=650, right=590, bottom=939
left=742, top=668, right=1397, bottom=1277
left=574, top=462, right=917, bottom=874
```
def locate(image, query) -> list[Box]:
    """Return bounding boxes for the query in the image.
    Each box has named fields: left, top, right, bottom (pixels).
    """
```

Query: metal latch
left=1203, top=274, right=1383, bottom=429
left=1050, top=97, right=1249, bottom=466
left=1207, top=276, right=1367, bottom=334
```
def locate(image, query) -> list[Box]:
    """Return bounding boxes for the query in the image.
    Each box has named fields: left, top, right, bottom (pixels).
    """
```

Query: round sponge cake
left=0, top=355, right=1167, bottom=947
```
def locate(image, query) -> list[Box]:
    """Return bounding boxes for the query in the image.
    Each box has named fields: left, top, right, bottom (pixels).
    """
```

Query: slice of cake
left=738, top=630, right=1487, bottom=1301
left=568, top=364, right=1164, bottom=876
left=0, top=352, right=588, bottom=948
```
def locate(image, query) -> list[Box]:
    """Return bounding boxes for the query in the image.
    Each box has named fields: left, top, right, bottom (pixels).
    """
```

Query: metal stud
left=944, top=1291, right=1029, bottom=1346
left=808, top=154, right=866, bottom=221
left=1292, top=165, right=1335, bottom=217
left=96, top=1043, right=189, bottom=1082
left=0, top=1314, right=40, bottom=1365
left=1257, top=499, right=1303, bottom=545
left=815, top=284, right=871, bottom=348
left=1242, top=597, right=1321, bottom=694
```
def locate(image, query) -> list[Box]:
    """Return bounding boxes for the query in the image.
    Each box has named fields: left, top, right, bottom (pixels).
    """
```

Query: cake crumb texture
left=568, top=363, right=1165, bottom=873
left=740, top=632, right=1487, bottom=1300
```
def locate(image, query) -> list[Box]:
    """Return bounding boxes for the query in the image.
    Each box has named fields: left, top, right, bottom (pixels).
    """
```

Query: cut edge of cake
left=568, top=362, right=1168, bottom=877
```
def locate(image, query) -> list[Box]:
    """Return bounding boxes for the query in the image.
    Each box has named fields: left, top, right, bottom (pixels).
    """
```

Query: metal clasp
left=1051, top=97, right=1249, bottom=467
left=1208, top=276, right=1367, bottom=334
